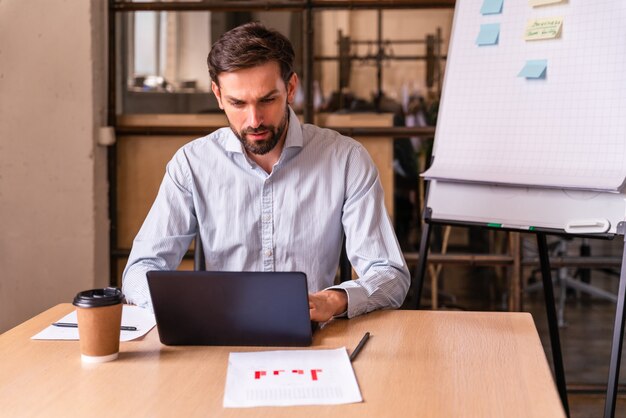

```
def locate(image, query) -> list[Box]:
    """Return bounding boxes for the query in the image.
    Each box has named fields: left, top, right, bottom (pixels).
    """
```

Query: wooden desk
left=0, top=305, right=565, bottom=417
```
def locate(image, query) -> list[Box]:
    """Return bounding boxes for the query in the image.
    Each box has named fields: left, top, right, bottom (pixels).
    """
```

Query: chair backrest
left=194, top=232, right=206, bottom=271
left=338, top=235, right=352, bottom=282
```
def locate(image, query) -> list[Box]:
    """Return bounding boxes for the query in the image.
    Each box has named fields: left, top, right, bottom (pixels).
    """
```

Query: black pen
left=349, top=332, right=370, bottom=362
left=52, top=322, right=138, bottom=332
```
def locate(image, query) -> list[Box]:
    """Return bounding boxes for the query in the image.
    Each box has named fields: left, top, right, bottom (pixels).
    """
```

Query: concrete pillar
left=0, top=0, right=109, bottom=332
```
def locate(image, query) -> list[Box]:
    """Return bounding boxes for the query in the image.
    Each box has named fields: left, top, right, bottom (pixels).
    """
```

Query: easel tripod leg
left=603, top=236, right=626, bottom=418
left=537, top=232, right=570, bottom=416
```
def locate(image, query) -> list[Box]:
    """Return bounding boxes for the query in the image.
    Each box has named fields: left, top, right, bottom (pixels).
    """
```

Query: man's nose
left=247, top=106, right=263, bottom=128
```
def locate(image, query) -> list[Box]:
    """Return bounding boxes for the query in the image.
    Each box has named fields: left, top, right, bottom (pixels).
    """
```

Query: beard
left=230, top=105, right=290, bottom=155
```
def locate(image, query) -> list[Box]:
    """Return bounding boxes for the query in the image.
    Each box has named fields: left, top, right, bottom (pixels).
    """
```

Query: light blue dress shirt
left=122, top=107, right=410, bottom=318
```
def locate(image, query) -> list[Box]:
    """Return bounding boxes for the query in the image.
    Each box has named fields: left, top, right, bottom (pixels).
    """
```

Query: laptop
left=146, top=271, right=313, bottom=347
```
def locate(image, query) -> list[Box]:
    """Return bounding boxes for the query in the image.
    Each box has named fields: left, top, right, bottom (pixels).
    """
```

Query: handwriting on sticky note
left=529, top=0, right=565, bottom=6
left=525, top=17, right=563, bottom=41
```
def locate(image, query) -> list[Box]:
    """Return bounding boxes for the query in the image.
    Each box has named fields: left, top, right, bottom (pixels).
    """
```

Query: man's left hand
left=308, top=290, right=348, bottom=322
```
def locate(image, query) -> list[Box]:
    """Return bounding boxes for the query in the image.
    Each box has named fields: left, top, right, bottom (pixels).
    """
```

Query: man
left=122, top=22, right=410, bottom=322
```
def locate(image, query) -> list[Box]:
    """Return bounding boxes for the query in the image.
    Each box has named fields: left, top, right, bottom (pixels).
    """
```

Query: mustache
left=242, top=125, right=272, bottom=134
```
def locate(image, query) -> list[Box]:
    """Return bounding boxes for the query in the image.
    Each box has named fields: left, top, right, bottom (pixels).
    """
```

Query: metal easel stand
left=525, top=237, right=617, bottom=327
left=604, top=228, right=626, bottom=418
left=413, top=223, right=571, bottom=417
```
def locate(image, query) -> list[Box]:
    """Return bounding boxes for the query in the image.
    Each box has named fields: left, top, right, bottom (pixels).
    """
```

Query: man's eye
left=230, top=101, right=244, bottom=108
left=261, top=97, right=276, bottom=103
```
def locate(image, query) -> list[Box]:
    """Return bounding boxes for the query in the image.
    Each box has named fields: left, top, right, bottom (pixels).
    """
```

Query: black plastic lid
left=72, top=287, right=124, bottom=308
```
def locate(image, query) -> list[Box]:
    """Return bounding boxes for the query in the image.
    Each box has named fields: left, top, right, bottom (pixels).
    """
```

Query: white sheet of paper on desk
left=30, top=305, right=156, bottom=342
left=223, top=347, right=362, bottom=408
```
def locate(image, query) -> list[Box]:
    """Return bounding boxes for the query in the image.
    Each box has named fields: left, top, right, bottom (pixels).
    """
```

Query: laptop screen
left=146, top=271, right=312, bottom=346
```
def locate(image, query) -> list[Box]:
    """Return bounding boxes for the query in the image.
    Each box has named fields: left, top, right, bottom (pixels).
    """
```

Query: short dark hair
left=207, top=22, right=295, bottom=87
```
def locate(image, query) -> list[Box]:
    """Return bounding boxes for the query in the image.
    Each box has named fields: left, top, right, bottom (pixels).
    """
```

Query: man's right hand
left=308, top=290, right=348, bottom=322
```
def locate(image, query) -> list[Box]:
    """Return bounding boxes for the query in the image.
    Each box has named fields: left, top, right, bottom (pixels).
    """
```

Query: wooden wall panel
left=116, top=135, right=195, bottom=248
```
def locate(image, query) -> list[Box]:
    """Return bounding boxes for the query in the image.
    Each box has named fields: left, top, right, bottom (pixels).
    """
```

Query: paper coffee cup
left=73, top=288, right=124, bottom=363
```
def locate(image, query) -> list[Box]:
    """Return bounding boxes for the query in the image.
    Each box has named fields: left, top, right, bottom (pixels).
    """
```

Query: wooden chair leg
left=428, top=226, right=452, bottom=310
left=508, top=232, right=522, bottom=312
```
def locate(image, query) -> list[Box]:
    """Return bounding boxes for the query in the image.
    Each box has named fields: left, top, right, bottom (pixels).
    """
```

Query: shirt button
left=264, top=249, right=273, bottom=257
left=262, top=214, right=271, bottom=222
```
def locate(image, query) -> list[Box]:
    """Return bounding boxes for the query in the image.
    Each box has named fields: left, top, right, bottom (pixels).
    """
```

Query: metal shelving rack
left=107, top=0, right=452, bottom=285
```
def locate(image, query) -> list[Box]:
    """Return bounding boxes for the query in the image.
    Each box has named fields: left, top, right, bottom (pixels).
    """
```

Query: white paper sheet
left=31, top=305, right=156, bottom=342
left=223, top=347, right=362, bottom=408
left=422, top=0, right=626, bottom=192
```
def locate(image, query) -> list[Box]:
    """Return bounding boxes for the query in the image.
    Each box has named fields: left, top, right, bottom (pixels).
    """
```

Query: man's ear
left=211, top=81, right=224, bottom=109
left=286, top=73, right=298, bottom=105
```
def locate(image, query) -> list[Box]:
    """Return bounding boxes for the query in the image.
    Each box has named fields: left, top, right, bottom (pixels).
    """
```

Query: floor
left=408, top=228, right=626, bottom=418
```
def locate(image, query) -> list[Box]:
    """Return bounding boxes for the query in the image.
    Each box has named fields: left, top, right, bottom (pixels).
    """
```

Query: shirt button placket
left=261, top=179, right=274, bottom=271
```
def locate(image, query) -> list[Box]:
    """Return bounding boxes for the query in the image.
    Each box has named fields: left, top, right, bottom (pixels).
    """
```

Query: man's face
left=211, top=61, right=297, bottom=155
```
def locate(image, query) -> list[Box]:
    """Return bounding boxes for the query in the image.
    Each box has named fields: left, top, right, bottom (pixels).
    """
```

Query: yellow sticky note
left=529, top=0, right=565, bottom=6
left=525, top=17, right=563, bottom=41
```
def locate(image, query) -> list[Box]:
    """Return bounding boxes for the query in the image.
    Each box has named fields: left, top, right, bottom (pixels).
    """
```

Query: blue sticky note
left=476, top=23, right=500, bottom=46
left=481, top=0, right=503, bottom=15
left=518, top=59, right=548, bottom=79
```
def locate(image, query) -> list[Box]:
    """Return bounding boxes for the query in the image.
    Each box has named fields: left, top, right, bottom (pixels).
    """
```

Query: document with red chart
left=223, top=348, right=362, bottom=408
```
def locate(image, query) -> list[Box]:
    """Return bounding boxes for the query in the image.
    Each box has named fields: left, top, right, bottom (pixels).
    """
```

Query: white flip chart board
left=423, top=0, right=626, bottom=234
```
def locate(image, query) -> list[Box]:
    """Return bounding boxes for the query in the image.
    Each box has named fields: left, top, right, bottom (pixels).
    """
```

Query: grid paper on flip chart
left=424, top=0, right=626, bottom=192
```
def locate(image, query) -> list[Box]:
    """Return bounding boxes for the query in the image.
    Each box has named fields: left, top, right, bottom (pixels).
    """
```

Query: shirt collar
left=284, top=106, right=303, bottom=149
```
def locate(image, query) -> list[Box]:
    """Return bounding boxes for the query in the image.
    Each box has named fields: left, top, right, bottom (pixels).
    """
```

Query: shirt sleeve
left=121, top=150, right=197, bottom=310
left=328, top=144, right=411, bottom=318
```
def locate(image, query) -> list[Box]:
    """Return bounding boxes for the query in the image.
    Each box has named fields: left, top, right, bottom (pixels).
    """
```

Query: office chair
left=194, top=232, right=353, bottom=283
left=338, top=235, right=352, bottom=282
left=194, top=232, right=206, bottom=271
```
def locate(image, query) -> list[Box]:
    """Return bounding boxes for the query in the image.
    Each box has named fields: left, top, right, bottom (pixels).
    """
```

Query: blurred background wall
left=0, top=0, right=109, bottom=332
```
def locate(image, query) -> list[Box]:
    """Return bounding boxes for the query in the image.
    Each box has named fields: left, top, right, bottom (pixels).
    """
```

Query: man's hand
left=308, top=290, right=348, bottom=322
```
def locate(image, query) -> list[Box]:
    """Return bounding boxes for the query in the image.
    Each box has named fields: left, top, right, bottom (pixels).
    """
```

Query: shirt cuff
left=326, top=282, right=370, bottom=318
